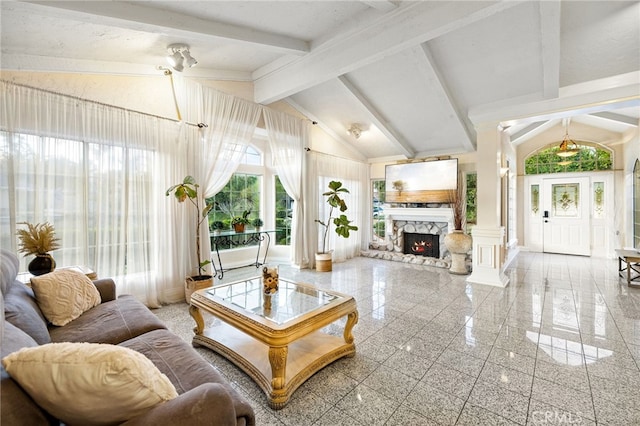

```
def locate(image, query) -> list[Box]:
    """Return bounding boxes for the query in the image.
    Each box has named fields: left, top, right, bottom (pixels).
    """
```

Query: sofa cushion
left=120, top=329, right=255, bottom=425
left=49, top=295, right=167, bottom=344
left=2, top=342, right=178, bottom=426
left=1, top=321, right=54, bottom=426
left=0, top=249, right=19, bottom=296
left=30, top=269, right=101, bottom=326
left=4, top=281, right=51, bottom=344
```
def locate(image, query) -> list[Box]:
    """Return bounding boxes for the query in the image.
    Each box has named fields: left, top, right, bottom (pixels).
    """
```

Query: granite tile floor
left=152, top=252, right=640, bottom=425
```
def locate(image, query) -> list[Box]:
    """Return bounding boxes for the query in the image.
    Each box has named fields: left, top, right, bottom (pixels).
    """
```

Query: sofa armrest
left=122, top=383, right=241, bottom=426
left=92, top=279, right=116, bottom=303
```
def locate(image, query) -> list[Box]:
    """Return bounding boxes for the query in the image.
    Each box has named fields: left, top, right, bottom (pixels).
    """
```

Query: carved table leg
left=189, top=305, right=205, bottom=335
left=268, top=346, right=288, bottom=390
left=344, top=310, right=359, bottom=344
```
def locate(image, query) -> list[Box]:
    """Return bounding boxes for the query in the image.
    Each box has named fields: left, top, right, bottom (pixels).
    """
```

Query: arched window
left=524, top=141, right=613, bottom=175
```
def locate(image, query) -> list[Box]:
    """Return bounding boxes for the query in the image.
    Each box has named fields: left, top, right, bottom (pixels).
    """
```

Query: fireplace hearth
left=403, top=233, right=439, bottom=258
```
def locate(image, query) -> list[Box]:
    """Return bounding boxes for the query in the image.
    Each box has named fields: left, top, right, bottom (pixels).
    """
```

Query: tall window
left=372, top=179, right=385, bottom=241
left=634, top=159, right=640, bottom=249
left=274, top=176, right=293, bottom=245
left=206, top=146, right=263, bottom=250
left=466, top=172, right=477, bottom=225
left=0, top=132, right=152, bottom=273
left=525, top=142, right=613, bottom=175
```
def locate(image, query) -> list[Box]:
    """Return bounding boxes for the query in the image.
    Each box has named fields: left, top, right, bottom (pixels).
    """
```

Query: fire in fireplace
left=403, top=233, right=440, bottom=258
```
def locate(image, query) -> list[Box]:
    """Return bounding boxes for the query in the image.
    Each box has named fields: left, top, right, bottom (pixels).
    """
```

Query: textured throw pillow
left=2, top=342, right=179, bottom=426
left=30, top=269, right=101, bottom=326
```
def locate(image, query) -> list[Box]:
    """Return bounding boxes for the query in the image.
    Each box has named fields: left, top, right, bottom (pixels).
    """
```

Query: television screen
left=385, top=159, right=458, bottom=203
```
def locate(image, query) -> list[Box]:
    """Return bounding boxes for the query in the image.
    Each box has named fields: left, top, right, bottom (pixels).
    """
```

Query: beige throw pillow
left=2, top=342, right=178, bottom=426
left=30, top=269, right=101, bottom=326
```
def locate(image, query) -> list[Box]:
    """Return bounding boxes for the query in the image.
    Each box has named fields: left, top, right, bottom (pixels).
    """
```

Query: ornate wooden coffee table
left=189, top=277, right=358, bottom=409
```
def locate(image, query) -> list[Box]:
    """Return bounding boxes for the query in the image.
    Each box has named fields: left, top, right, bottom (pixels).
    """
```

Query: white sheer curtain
left=0, top=81, right=195, bottom=306
left=305, top=152, right=369, bottom=266
left=263, top=109, right=309, bottom=268
left=173, top=78, right=261, bottom=270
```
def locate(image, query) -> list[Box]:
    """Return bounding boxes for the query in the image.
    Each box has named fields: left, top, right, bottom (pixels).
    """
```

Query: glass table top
left=206, top=277, right=340, bottom=325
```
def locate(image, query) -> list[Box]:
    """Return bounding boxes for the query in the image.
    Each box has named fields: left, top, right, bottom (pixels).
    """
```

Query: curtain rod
left=0, top=79, right=204, bottom=128
left=305, top=147, right=364, bottom=162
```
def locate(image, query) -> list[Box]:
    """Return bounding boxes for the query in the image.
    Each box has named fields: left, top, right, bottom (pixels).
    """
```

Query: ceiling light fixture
left=166, top=44, right=197, bottom=72
left=347, top=123, right=364, bottom=139
left=556, top=120, right=579, bottom=158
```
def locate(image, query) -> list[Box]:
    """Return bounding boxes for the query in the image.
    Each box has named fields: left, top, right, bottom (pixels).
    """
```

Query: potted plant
left=443, top=180, right=472, bottom=275
left=231, top=210, right=251, bottom=233
left=16, top=221, right=61, bottom=276
left=211, top=221, right=225, bottom=235
left=315, top=180, right=358, bottom=272
left=251, top=217, right=263, bottom=231
left=166, top=175, right=214, bottom=300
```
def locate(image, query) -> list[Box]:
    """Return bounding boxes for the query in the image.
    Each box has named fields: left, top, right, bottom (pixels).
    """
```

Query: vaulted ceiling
left=1, top=1, right=638, bottom=162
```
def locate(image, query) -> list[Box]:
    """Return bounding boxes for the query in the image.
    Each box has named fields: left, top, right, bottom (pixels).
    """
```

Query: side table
left=17, top=265, right=97, bottom=285
left=615, top=249, right=640, bottom=287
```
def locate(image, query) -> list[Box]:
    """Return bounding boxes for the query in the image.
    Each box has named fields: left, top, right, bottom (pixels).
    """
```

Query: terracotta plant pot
left=233, top=223, right=246, bottom=233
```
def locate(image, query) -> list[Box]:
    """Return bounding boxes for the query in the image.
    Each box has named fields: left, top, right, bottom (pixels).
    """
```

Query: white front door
left=542, top=177, right=590, bottom=256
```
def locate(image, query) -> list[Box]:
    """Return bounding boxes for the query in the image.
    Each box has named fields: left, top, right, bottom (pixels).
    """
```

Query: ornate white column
left=467, top=124, right=509, bottom=287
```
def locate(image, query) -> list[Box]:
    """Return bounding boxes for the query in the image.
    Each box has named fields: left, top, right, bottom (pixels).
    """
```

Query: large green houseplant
left=315, top=180, right=358, bottom=271
left=166, top=175, right=213, bottom=299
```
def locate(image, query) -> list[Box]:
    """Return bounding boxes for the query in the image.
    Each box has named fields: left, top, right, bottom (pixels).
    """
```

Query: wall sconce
left=347, top=123, right=364, bottom=139
left=166, top=44, right=198, bottom=72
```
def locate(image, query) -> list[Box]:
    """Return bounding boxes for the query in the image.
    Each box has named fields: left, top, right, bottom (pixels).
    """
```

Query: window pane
left=531, top=184, right=540, bottom=216
left=524, top=142, right=613, bottom=175
left=274, top=176, right=293, bottom=246
left=552, top=183, right=579, bottom=217
left=207, top=173, right=261, bottom=250
left=241, top=145, right=261, bottom=166
left=372, top=180, right=385, bottom=240
left=593, top=182, right=604, bottom=219
left=466, top=173, right=477, bottom=224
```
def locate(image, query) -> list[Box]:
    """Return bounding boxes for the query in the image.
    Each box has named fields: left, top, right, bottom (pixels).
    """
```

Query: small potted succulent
left=17, top=221, right=61, bottom=276
left=252, top=217, right=264, bottom=231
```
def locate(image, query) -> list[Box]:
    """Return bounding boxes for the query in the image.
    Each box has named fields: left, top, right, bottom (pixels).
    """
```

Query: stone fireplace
left=362, top=207, right=453, bottom=268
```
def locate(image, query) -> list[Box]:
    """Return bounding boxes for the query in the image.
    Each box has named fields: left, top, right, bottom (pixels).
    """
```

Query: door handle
left=544, top=220, right=549, bottom=223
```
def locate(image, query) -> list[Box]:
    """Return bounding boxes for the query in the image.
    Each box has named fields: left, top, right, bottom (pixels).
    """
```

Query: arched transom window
left=524, top=141, right=613, bottom=175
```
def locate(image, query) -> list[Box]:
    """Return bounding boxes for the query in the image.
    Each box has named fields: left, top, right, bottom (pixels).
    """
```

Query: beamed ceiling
left=1, top=1, right=638, bottom=162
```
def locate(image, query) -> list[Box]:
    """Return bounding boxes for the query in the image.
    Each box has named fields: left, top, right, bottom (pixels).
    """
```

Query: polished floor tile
left=153, top=252, right=640, bottom=425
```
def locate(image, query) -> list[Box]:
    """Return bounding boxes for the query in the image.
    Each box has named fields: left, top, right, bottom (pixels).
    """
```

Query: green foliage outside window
left=275, top=176, right=293, bottom=245
left=525, top=143, right=612, bottom=175
left=206, top=173, right=261, bottom=250
left=466, top=173, right=477, bottom=225
left=372, top=180, right=386, bottom=240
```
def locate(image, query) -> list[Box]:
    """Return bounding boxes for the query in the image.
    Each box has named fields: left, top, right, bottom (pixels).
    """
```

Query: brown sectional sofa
left=0, top=249, right=255, bottom=426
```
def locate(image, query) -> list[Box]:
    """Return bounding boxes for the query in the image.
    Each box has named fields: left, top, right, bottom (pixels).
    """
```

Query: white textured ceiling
left=1, top=0, right=638, bottom=161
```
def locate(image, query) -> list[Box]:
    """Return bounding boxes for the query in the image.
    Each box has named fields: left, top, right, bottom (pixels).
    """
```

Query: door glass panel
left=531, top=184, right=539, bottom=216
left=552, top=183, right=579, bottom=217
left=593, top=182, right=604, bottom=219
